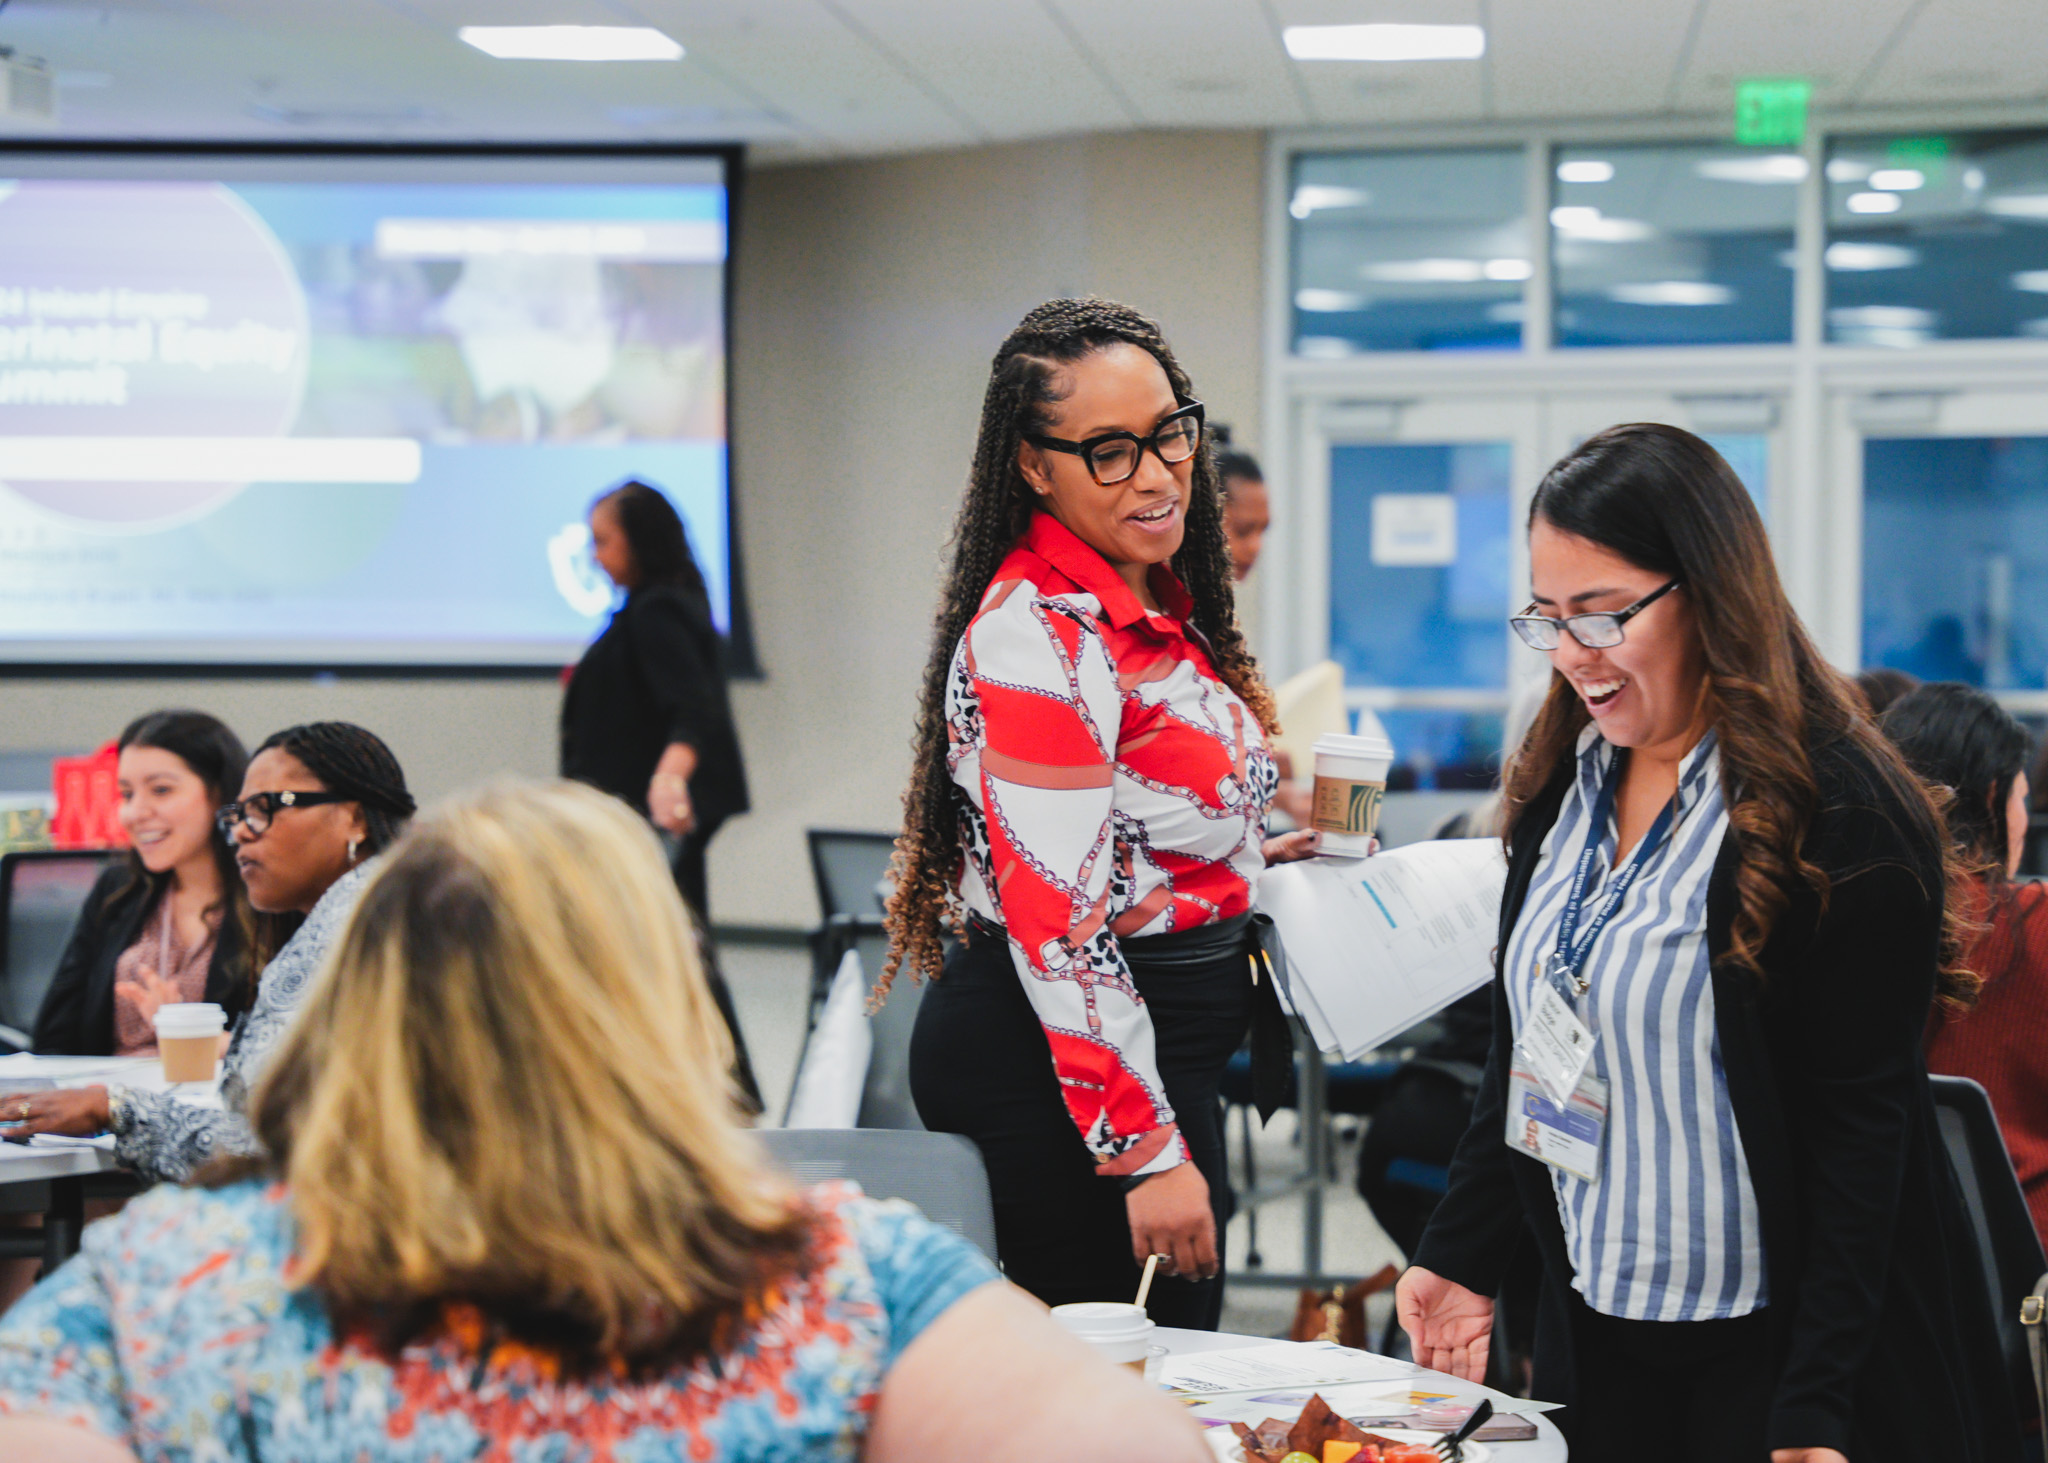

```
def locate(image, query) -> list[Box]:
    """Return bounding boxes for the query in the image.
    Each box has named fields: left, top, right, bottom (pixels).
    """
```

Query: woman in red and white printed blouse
left=884, top=299, right=1316, bottom=1329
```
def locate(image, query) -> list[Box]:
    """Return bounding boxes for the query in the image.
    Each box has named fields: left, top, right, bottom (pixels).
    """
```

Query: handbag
left=2023, top=1271, right=2048, bottom=1429
left=1288, top=1263, right=1400, bottom=1348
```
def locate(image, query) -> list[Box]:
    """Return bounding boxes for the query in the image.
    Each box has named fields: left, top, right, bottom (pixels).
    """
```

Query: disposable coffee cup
left=1049, top=1301, right=1157, bottom=1373
left=1310, top=731, right=1395, bottom=856
left=154, top=1002, right=226, bottom=1084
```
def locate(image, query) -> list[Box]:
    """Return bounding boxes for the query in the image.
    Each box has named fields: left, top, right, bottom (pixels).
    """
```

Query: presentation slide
left=0, top=152, right=732, bottom=666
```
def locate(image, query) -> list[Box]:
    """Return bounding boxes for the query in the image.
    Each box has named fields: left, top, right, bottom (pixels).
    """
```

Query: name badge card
left=1506, top=1066, right=1607, bottom=1183
left=1518, top=982, right=1595, bottom=1109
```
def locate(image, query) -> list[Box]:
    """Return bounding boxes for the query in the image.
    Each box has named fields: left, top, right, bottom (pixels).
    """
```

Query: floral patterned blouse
left=0, top=1178, right=997, bottom=1461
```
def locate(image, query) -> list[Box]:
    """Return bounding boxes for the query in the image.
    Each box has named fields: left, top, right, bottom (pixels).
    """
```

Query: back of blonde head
left=246, top=779, right=806, bottom=1369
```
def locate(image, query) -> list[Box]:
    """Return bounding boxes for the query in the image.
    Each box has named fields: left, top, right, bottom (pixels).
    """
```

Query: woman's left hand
left=1771, top=1450, right=1849, bottom=1463
left=0, top=1086, right=111, bottom=1142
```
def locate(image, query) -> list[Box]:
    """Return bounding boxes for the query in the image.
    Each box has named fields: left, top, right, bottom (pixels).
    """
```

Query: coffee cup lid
left=153, top=1002, right=226, bottom=1034
left=1049, top=1301, right=1155, bottom=1340
left=1313, top=731, right=1395, bottom=760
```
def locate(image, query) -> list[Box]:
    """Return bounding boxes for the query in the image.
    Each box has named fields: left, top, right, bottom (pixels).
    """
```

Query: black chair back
left=1929, top=1074, right=2047, bottom=1427
left=805, top=829, right=897, bottom=924
left=0, top=850, right=120, bottom=1050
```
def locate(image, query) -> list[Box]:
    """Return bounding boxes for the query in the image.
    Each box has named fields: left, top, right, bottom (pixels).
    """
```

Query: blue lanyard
left=1547, top=751, right=1681, bottom=1001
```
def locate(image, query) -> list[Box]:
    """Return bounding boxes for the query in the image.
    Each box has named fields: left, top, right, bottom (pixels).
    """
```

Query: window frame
left=1261, top=106, right=2048, bottom=716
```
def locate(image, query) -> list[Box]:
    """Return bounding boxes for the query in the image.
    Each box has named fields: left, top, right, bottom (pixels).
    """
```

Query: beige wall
left=0, top=129, right=1266, bottom=931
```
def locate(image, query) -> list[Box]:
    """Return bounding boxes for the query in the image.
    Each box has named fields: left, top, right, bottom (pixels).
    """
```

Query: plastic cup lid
left=1049, top=1301, right=1155, bottom=1339
left=153, top=1002, right=226, bottom=1034
left=1313, top=731, right=1395, bottom=760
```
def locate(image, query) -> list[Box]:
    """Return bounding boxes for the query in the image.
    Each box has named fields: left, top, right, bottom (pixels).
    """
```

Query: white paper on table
left=782, top=949, right=872, bottom=1129
left=1260, top=839, right=1508, bottom=1059
left=1178, top=1376, right=1560, bottom=1429
left=29, top=1133, right=116, bottom=1151
left=0, top=1054, right=155, bottom=1093
left=1159, top=1340, right=1423, bottom=1396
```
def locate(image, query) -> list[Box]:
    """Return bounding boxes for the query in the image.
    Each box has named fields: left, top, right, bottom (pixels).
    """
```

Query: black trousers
left=668, top=822, right=761, bottom=1114
left=1561, top=1300, right=1773, bottom=1462
left=909, top=923, right=1252, bottom=1330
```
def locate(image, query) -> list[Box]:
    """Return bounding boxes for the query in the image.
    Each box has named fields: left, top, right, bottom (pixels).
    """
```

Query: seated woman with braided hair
left=888, top=297, right=1317, bottom=1330
left=2, top=722, right=415, bottom=1185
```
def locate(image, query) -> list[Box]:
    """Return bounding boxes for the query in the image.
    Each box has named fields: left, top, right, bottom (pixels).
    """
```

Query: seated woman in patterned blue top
left=4, top=722, right=416, bottom=1184
left=0, top=779, right=1206, bottom=1463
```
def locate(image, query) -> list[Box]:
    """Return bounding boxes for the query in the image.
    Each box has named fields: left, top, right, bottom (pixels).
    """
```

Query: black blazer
left=1413, top=734, right=2022, bottom=1459
left=32, top=862, right=252, bottom=1056
left=560, top=584, right=750, bottom=835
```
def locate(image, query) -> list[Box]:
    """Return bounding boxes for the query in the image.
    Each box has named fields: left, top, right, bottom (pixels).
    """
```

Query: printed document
left=1259, top=839, right=1506, bottom=1058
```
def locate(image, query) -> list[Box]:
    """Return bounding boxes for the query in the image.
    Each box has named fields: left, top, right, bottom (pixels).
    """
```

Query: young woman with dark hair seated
left=0, top=781, right=1206, bottom=1463
left=33, top=711, right=264, bottom=1057
left=5, top=722, right=415, bottom=1185
left=1881, top=680, right=2048, bottom=1254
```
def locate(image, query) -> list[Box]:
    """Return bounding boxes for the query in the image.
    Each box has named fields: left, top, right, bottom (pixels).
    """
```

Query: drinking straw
left=1135, top=1253, right=1163, bottom=1309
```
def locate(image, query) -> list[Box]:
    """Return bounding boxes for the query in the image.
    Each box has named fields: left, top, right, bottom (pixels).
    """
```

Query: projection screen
left=0, top=146, right=741, bottom=669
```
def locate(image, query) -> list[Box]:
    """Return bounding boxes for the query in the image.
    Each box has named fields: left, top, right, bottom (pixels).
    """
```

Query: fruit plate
left=1205, top=1428, right=1492, bottom=1463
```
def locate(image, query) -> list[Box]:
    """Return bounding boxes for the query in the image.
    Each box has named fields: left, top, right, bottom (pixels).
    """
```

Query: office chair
left=1930, top=1074, right=2047, bottom=1431
left=0, top=850, right=121, bottom=1051
left=758, top=1127, right=997, bottom=1262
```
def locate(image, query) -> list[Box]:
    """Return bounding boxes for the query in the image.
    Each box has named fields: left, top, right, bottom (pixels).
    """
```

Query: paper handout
left=1259, top=838, right=1507, bottom=1059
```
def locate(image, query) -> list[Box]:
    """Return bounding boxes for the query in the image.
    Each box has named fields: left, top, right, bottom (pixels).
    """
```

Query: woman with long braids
left=888, top=299, right=1315, bottom=1329
left=5, top=722, right=416, bottom=1185
left=1398, top=426, right=2018, bottom=1461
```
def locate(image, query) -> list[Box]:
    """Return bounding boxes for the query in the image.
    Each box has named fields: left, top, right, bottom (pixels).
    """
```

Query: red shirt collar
left=1018, top=511, right=1196, bottom=631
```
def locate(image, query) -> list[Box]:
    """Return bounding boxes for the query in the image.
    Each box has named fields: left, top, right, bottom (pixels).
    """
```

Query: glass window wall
left=1827, top=131, right=2048, bottom=345
left=1863, top=436, right=2048, bottom=688
left=1289, top=149, right=1528, bottom=356
left=1551, top=142, right=1799, bottom=347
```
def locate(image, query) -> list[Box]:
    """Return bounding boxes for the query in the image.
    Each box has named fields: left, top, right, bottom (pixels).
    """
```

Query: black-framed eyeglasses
left=216, top=789, right=349, bottom=838
left=1024, top=400, right=1205, bottom=486
left=1510, top=580, right=1683, bottom=651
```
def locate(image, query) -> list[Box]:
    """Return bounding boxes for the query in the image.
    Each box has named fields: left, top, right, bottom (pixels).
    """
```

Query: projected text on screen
left=0, top=163, right=730, bottom=666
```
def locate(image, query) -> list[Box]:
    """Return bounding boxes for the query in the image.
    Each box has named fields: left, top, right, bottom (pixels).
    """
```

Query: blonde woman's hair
left=229, top=779, right=809, bottom=1372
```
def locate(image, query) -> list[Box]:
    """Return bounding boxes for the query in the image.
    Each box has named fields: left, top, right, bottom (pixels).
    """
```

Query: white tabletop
left=1156, top=1327, right=1567, bottom=1462
left=0, top=1054, right=219, bottom=1187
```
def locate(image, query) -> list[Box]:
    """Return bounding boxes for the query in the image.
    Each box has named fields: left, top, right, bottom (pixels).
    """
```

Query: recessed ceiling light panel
left=1283, top=24, right=1485, bottom=62
left=458, top=26, right=684, bottom=62
left=1556, top=160, right=1614, bottom=184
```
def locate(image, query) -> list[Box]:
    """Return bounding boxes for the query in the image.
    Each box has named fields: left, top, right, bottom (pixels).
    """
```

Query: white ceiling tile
left=1269, top=0, right=1487, bottom=126
left=1671, top=0, right=1922, bottom=110
left=1044, top=0, right=1309, bottom=129
left=1487, top=0, right=1699, bottom=119
left=631, top=0, right=981, bottom=153
left=824, top=0, right=1132, bottom=142
left=1850, top=0, right=2048, bottom=107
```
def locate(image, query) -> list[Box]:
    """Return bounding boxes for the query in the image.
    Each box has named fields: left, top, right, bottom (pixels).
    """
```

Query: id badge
left=1518, top=982, right=1596, bottom=1108
left=1506, top=1065, right=1608, bottom=1183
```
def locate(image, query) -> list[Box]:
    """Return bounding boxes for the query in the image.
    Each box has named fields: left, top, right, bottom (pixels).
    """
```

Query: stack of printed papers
left=1260, top=839, right=1507, bottom=1059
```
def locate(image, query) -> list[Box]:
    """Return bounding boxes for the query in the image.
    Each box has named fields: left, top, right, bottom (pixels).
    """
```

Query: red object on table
left=50, top=741, right=129, bottom=850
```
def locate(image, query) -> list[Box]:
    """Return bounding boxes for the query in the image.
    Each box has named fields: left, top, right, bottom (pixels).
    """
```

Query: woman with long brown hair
left=886, top=298, right=1312, bottom=1330
left=1396, top=424, right=2018, bottom=1461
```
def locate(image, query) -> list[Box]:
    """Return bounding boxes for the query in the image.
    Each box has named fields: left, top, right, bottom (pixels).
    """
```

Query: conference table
left=0, top=1055, right=206, bottom=1274
left=1157, top=1326, right=1568, bottom=1462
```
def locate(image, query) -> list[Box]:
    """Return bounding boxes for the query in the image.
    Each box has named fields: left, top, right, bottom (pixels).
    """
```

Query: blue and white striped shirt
left=1504, top=726, right=1768, bottom=1322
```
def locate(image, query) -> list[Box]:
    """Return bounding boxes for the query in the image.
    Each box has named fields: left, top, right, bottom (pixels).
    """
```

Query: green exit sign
left=1735, top=78, right=1810, bottom=147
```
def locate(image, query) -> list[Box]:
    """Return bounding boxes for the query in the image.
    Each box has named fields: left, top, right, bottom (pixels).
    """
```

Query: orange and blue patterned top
left=0, top=1177, right=997, bottom=1461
